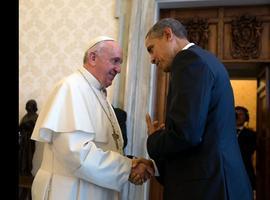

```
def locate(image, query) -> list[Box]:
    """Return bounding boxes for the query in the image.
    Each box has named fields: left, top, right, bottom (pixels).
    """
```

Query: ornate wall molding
left=231, top=14, right=263, bottom=59
left=178, top=17, right=209, bottom=49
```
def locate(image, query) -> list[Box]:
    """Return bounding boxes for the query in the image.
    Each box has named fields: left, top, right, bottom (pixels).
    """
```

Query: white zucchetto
left=87, top=36, right=115, bottom=50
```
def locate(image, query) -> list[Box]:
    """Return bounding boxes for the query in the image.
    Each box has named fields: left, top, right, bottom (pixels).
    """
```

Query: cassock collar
left=78, top=66, right=104, bottom=91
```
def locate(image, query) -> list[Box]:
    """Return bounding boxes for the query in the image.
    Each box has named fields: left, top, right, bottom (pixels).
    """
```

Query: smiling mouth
left=109, top=72, right=116, bottom=79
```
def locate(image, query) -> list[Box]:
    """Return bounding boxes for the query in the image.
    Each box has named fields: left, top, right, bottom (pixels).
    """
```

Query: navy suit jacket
left=147, top=45, right=252, bottom=200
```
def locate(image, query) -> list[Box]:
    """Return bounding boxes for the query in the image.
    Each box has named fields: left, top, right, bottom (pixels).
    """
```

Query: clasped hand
left=128, top=158, right=154, bottom=185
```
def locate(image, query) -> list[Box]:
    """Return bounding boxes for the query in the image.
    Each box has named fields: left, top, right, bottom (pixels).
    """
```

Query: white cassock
left=31, top=66, right=132, bottom=200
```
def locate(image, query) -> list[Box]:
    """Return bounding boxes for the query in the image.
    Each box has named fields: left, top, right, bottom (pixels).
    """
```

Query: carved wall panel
left=180, top=17, right=209, bottom=49
left=161, top=7, right=219, bottom=56
left=223, top=6, right=270, bottom=61
left=231, top=15, right=263, bottom=59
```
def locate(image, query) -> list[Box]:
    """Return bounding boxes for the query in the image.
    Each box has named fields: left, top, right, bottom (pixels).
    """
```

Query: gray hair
left=146, top=18, right=187, bottom=39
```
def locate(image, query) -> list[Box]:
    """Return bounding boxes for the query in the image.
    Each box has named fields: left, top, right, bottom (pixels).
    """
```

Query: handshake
left=128, top=158, right=155, bottom=185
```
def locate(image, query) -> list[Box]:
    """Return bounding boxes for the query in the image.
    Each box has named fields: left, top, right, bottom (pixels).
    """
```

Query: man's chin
left=159, top=64, right=170, bottom=73
left=105, top=81, right=113, bottom=88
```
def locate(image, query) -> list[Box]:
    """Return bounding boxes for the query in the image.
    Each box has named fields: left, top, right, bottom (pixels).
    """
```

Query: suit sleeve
left=52, top=131, right=132, bottom=191
left=147, top=50, right=214, bottom=159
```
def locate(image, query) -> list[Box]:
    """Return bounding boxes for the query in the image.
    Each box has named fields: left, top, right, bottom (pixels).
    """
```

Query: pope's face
left=145, top=35, right=174, bottom=72
left=95, top=41, right=123, bottom=88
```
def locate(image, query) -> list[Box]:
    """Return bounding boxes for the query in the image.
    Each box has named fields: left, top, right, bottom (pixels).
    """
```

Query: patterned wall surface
left=231, top=80, right=257, bottom=131
left=19, top=0, right=119, bottom=121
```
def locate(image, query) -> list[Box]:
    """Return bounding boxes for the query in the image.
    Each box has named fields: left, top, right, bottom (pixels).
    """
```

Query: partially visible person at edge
left=144, top=18, right=252, bottom=200
left=112, top=106, right=128, bottom=151
left=31, top=36, right=155, bottom=200
left=19, top=99, right=38, bottom=176
left=235, top=106, right=257, bottom=193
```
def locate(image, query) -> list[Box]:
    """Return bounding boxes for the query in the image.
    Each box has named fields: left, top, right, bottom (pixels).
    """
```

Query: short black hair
left=146, top=18, right=187, bottom=39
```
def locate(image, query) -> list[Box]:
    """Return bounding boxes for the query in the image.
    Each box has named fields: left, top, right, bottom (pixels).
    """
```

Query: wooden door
left=256, top=65, right=270, bottom=200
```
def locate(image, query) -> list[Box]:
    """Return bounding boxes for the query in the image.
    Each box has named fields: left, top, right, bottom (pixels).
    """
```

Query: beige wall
left=231, top=80, right=257, bottom=130
left=19, top=0, right=119, bottom=121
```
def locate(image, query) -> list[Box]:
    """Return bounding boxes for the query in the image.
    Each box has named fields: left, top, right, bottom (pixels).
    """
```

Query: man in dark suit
left=235, top=106, right=256, bottom=192
left=112, top=106, right=128, bottom=150
left=144, top=18, right=252, bottom=200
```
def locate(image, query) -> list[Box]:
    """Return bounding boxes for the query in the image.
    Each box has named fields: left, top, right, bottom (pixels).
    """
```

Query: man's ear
left=88, top=52, right=97, bottom=66
left=163, top=27, right=173, bottom=41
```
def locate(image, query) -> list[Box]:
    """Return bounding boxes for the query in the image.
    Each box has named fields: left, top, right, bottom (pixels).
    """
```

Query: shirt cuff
left=150, top=159, right=159, bottom=176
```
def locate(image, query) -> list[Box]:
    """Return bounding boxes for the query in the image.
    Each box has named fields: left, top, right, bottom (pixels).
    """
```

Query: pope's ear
left=87, top=52, right=97, bottom=65
left=163, top=27, right=173, bottom=41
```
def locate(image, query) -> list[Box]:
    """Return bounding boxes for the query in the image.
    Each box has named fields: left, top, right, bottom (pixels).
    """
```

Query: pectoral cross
left=106, top=101, right=120, bottom=150
left=112, top=131, right=120, bottom=150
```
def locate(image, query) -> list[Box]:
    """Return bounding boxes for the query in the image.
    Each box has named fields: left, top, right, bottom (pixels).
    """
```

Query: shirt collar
left=78, top=66, right=103, bottom=90
left=182, top=42, right=195, bottom=50
left=237, top=126, right=244, bottom=131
